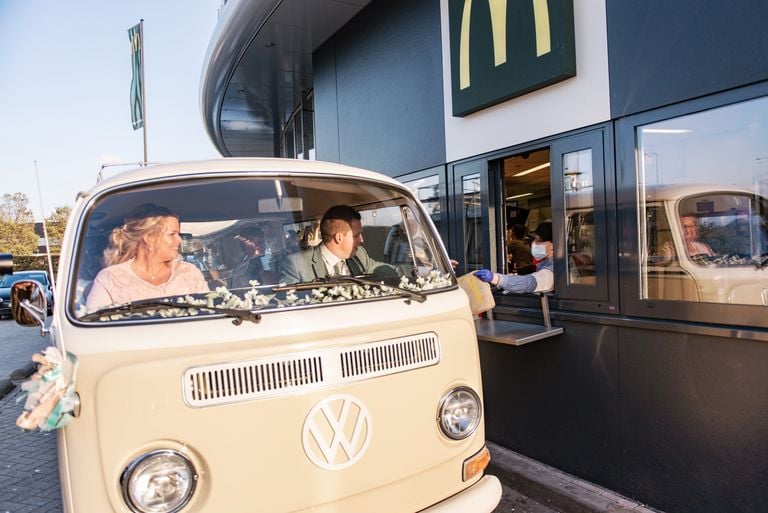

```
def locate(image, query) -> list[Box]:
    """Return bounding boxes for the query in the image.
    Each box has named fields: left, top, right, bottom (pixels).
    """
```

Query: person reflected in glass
left=506, top=224, right=535, bottom=275
left=229, top=226, right=268, bottom=289
left=86, top=204, right=209, bottom=310
left=279, top=205, right=397, bottom=284
left=661, top=214, right=714, bottom=262
left=474, top=222, right=554, bottom=293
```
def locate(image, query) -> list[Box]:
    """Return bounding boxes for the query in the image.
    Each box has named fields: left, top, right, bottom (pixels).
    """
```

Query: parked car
left=0, top=270, right=53, bottom=318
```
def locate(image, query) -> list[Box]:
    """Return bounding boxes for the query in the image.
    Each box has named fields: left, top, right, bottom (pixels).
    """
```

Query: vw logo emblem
left=302, top=394, right=372, bottom=470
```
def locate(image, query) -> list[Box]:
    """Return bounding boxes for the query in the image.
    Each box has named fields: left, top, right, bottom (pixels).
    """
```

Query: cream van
left=11, top=159, right=501, bottom=513
left=642, top=184, right=768, bottom=304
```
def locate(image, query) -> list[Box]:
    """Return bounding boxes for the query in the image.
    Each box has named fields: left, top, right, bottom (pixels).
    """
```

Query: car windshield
left=72, top=173, right=454, bottom=323
left=0, top=274, right=47, bottom=287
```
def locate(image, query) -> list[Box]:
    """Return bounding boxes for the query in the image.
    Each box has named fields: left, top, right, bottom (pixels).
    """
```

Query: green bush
left=11, top=255, right=60, bottom=275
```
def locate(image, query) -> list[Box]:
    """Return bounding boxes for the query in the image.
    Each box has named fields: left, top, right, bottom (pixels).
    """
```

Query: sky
left=0, top=0, right=223, bottom=220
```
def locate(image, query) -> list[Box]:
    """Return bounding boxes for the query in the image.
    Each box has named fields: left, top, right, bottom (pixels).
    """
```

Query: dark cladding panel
left=607, top=0, right=768, bottom=117
left=619, top=328, right=768, bottom=513
left=313, top=42, right=341, bottom=163
left=315, top=0, right=446, bottom=175
left=479, top=321, right=620, bottom=490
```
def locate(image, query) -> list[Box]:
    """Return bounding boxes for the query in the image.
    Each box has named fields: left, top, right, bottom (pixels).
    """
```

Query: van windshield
left=72, top=174, right=454, bottom=322
left=677, top=193, right=768, bottom=267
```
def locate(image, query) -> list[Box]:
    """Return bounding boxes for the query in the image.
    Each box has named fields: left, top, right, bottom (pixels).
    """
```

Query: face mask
left=531, top=243, right=548, bottom=259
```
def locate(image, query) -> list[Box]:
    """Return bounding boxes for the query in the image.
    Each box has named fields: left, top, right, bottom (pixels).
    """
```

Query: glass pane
left=303, top=93, right=315, bottom=160
left=638, top=95, right=768, bottom=305
left=502, top=148, right=550, bottom=275
left=294, top=110, right=304, bottom=159
left=563, top=149, right=595, bottom=286
left=73, top=174, right=455, bottom=323
left=283, top=124, right=295, bottom=158
left=463, top=174, right=482, bottom=268
left=403, top=174, right=441, bottom=232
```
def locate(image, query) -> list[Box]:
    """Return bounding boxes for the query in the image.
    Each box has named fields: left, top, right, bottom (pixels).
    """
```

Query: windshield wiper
left=273, top=275, right=427, bottom=304
left=755, top=253, right=768, bottom=270
left=79, top=299, right=262, bottom=325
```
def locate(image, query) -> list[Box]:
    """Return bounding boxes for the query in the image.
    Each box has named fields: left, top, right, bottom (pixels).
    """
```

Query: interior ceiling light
left=513, top=163, right=550, bottom=177
left=506, top=192, right=533, bottom=200
left=642, top=128, right=692, bottom=134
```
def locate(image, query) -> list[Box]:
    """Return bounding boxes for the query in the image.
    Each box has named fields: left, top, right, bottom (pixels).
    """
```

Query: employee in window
left=506, top=224, right=535, bottom=275
left=474, top=222, right=554, bottom=293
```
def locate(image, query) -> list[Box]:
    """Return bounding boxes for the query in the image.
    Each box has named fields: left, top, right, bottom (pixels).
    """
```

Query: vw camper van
left=11, top=159, right=501, bottom=513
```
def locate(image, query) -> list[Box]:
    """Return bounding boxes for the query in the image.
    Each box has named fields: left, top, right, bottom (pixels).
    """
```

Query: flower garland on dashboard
left=82, top=271, right=453, bottom=321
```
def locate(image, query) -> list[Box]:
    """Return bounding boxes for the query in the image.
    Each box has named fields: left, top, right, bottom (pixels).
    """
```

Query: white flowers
left=82, top=272, right=454, bottom=321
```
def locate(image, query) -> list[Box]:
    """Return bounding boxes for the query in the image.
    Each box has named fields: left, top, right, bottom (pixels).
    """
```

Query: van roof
left=643, top=183, right=760, bottom=201
left=86, top=158, right=402, bottom=199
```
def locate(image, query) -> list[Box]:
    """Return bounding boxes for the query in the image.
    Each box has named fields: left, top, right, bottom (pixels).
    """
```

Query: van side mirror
left=11, top=280, right=49, bottom=334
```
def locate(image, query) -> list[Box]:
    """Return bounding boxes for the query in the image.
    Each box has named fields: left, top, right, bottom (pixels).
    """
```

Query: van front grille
left=340, top=334, right=440, bottom=379
left=186, top=356, right=323, bottom=404
left=182, top=332, right=440, bottom=407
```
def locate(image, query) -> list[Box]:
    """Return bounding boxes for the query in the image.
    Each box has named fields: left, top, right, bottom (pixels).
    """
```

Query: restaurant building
left=201, top=1, right=768, bottom=511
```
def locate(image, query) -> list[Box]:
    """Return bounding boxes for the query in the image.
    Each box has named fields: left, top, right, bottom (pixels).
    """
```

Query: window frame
left=617, top=82, right=768, bottom=328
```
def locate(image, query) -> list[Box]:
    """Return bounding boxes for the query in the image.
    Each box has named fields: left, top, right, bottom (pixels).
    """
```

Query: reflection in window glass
left=463, top=174, right=482, bottom=268
left=404, top=174, right=441, bottom=232
left=563, top=149, right=595, bottom=286
left=638, top=95, right=768, bottom=305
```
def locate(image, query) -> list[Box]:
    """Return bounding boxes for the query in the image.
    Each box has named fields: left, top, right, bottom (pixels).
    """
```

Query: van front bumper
left=420, top=475, right=502, bottom=513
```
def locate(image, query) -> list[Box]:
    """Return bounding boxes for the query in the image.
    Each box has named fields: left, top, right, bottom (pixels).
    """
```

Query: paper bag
left=457, top=273, right=495, bottom=315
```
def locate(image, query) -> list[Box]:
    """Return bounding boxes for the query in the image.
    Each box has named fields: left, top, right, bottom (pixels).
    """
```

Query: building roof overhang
left=200, top=0, right=371, bottom=157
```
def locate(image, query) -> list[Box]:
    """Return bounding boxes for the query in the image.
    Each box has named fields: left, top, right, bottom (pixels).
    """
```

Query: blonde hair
left=102, top=204, right=177, bottom=266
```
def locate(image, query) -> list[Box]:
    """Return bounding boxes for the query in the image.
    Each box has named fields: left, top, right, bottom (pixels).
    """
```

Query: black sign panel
left=449, top=0, right=576, bottom=117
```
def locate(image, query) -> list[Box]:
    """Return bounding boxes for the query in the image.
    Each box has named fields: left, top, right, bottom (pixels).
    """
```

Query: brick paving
left=0, top=387, right=61, bottom=513
left=0, top=319, right=51, bottom=381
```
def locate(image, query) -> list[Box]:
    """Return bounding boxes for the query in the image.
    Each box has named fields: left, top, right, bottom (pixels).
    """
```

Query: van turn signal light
left=462, top=445, right=491, bottom=482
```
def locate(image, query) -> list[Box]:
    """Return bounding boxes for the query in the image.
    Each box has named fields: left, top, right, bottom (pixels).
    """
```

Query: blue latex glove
left=474, top=269, right=494, bottom=283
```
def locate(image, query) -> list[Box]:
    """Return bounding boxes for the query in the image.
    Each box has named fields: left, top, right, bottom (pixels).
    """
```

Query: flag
left=128, top=23, right=144, bottom=130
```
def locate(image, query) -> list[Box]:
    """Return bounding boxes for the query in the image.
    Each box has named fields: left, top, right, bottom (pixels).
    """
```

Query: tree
left=44, top=206, right=72, bottom=253
left=0, top=193, right=38, bottom=255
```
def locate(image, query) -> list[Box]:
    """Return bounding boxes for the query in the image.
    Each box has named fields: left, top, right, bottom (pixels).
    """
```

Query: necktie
left=334, top=260, right=347, bottom=276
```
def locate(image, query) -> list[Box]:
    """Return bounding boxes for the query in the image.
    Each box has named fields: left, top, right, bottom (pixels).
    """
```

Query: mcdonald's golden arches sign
left=449, top=0, right=576, bottom=116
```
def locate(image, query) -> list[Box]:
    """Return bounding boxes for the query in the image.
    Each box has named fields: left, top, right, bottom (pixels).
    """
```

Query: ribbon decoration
left=16, top=346, right=78, bottom=432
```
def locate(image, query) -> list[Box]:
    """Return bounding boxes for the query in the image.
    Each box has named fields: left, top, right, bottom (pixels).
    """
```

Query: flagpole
left=140, top=19, right=148, bottom=163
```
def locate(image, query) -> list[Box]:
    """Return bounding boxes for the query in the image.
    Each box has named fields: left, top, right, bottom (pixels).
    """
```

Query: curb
left=487, top=442, right=662, bottom=513
left=10, top=360, right=38, bottom=382
left=0, top=360, right=37, bottom=401
left=0, top=378, right=14, bottom=399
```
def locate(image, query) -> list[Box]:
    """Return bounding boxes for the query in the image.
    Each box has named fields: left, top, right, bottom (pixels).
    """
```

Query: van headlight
left=121, top=450, right=197, bottom=513
left=437, top=386, right=482, bottom=440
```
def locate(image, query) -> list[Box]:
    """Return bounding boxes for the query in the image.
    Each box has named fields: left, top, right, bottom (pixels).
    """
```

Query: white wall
left=440, top=0, right=611, bottom=162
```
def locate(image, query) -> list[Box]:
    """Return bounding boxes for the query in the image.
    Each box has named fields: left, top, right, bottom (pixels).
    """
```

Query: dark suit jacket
left=279, top=245, right=398, bottom=284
